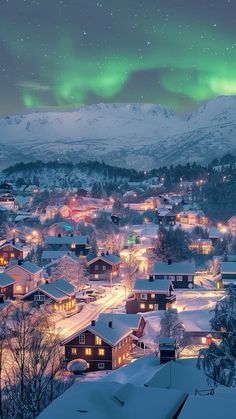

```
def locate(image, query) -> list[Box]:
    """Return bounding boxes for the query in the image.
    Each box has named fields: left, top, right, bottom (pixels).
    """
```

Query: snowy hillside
left=1, top=96, right=236, bottom=169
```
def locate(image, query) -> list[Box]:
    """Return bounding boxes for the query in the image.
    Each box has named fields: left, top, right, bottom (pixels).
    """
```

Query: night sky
left=0, top=0, right=235, bottom=115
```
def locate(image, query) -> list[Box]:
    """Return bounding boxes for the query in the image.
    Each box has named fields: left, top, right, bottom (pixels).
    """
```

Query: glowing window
left=85, top=348, right=92, bottom=355
left=95, top=336, right=102, bottom=345
left=98, top=348, right=105, bottom=356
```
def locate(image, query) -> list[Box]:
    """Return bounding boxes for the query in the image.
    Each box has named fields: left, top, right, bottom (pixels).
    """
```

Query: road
left=55, top=288, right=125, bottom=339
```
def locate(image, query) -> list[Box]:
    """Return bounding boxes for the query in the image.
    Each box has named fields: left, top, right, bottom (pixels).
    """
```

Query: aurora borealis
left=0, top=0, right=236, bottom=114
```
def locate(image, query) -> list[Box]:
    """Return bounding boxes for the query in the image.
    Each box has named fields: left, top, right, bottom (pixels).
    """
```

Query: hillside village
left=0, top=157, right=236, bottom=417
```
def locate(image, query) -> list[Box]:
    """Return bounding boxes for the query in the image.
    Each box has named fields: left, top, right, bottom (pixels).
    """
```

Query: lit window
left=149, top=304, right=154, bottom=309
left=79, top=334, right=85, bottom=344
left=95, top=336, right=102, bottom=345
left=118, top=357, right=121, bottom=365
left=98, top=363, right=105, bottom=369
left=71, top=348, right=77, bottom=355
left=10, top=253, right=14, bottom=258
left=98, top=348, right=105, bottom=356
left=151, top=293, right=155, bottom=299
left=87, top=362, right=90, bottom=369
left=85, top=348, right=92, bottom=355
left=140, top=303, right=145, bottom=309
left=15, top=285, right=22, bottom=291
left=71, top=243, right=76, bottom=249
left=140, top=293, right=147, bottom=300
left=201, top=337, right=207, bottom=344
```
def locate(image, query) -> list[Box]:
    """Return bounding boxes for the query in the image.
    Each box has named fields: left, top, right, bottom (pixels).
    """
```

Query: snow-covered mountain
left=1, top=96, right=236, bottom=169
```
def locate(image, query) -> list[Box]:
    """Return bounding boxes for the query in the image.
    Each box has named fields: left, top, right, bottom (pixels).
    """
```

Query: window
left=98, top=348, right=105, bottom=356
left=149, top=304, right=154, bottom=309
left=87, top=362, right=90, bottom=369
left=95, top=336, right=102, bottom=345
left=85, top=348, right=92, bottom=355
left=118, top=357, right=121, bottom=365
left=79, top=334, right=85, bottom=344
left=98, top=363, right=105, bottom=369
left=10, top=253, right=14, bottom=258
left=201, top=337, right=207, bottom=344
left=140, top=303, right=145, bottom=309
left=34, top=294, right=45, bottom=302
left=140, top=293, right=147, bottom=300
left=71, top=348, right=77, bottom=355
left=176, top=275, right=183, bottom=281
left=102, top=265, right=106, bottom=271
left=15, top=285, right=22, bottom=292
left=94, top=265, right=99, bottom=271
left=188, top=276, right=193, bottom=281
left=151, top=293, right=156, bottom=299
left=71, top=243, right=76, bottom=249
left=169, top=276, right=175, bottom=281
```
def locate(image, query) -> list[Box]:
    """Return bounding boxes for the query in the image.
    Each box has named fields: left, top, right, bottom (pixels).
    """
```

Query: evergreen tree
left=198, top=285, right=236, bottom=386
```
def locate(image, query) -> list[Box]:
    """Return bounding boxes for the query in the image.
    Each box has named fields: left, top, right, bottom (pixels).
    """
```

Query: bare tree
left=51, top=256, right=86, bottom=290
left=4, top=302, right=74, bottom=419
left=121, top=251, right=139, bottom=294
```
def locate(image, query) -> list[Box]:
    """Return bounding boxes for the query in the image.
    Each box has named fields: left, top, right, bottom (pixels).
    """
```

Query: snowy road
left=55, top=289, right=125, bottom=339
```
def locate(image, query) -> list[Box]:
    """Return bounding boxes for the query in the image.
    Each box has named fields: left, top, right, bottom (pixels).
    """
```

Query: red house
left=87, top=254, right=121, bottom=281
left=0, top=272, right=15, bottom=300
left=0, top=241, right=24, bottom=267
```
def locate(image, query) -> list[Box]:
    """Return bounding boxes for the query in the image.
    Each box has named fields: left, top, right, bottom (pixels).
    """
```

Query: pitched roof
left=42, top=250, right=71, bottom=260
left=221, top=262, right=236, bottom=274
left=0, top=272, right=15, bottom=287
left=43, top=253, right=81, bottom=269
left=133, top=278, right=172, bottom=293
left=87, top=254, right=121, bottom=266
left=6, top=261, right=42, bottom=274
left=153, top=262, right=195, bottom=275
left=23, top=278, right=75, bottom=302
left=45, top=235, right=88, bottom=245
left=98, top=313, right=144, bottom=331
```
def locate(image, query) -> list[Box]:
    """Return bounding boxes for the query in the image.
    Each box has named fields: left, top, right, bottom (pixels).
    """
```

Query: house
left=126, top=277, right=176, bottom=314
left=157, top=209, right=176, bottom=226
left=45, top=235, right=90, bottom=257
left=0, top=241, right=24, bottom=266
left=5, top=261, right=43, bottom=296
left=0, top=182, right=13, bottom=193
left=151, top=261, right=195, bottom=289
left=87, top=254, right=121, bottom=280
left=176, top=210, right=208, bottom=226
left=98, top=313, right=146, bottom=338
left=221, top=262, right=236, bottom=287
left=22, top=278, right=76, bottom=312
left=41, top=250, right=72, bottom=263
left=0, top=272, right=15, bottom=300
left=228, top=216, right=236, bottom=235
left=63, top=316, right=134, bottom=371
left=0, top=193, right=17, bottom=211
left=46, top=222, right=74, bottom=236
left=189, top=239, right=213, bottom=255
left=209, top=227, right=223, bottom=244
left=159, top=337, right=177, bottom=364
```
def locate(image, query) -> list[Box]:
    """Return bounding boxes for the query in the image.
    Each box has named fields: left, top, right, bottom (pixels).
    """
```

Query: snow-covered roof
left=157, top=209, right=175, bottom=217
left=153, top=261, right=195, bottom=275
left=87, top=254, right=121, bottom=266
left=221, top=262, right=236, bottom=274
left=23, top=278, right=75, bottom=302
left=43, top=253, right=80, bottom=269
left=37, top=380, right=187, bottom=419
left=209, top=227, right=222, bottom=239
left=45, top=235, right=88, bottom=245
left=42, top=250, right=72, bottom=260
left=98, top=313, right=144, bottom=331
left=0, top=272, right=15, bottom=287
left=134, top=278, right=172, bottom=293
left=178, top=394, right=236, bottom=419
left=6, top=261, right=42, bottom=274
left=63, top=317, right=132, bottom=347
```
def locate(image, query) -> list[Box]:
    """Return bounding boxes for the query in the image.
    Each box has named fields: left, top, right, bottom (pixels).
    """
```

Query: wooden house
left=5, top=261, right=43, bottom=296
left=0, top=241, right=24, bottom=267
left=87, top=254, right=121, bottom=281
left=22, top=278, right=76, bottom=312
left=45, top=235, right=90, bottom=257
left=189, top=239, right=213, bottom=255
left=157, top=209, right=176, bottom=226
left=63, top=316, right=134, bottom=371
left=151, top=261, right=195, bottom=289
left=0, top=272, right=15, bottom=300
left=126, top=277, right=176, bottom=314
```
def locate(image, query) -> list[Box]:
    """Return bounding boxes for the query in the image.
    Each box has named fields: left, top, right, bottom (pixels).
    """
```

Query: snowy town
left=0, top=158, right=235, bottom=418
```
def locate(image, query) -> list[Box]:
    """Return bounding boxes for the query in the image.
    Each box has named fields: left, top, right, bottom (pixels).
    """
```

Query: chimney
left=149, top=276, right=154, bottom=282
left=70, top=233, right=74, bottom=237
left=168, top=259, right=172, bottom=265
left=45, top=280, right=49, bottom=284
left=18, top=259, right=23, bottom=266
left=58, top=233, right=61, bottom=238
left=91, top=320, right=96, bottom=326
left=108, top=321, right=113, bottom=328
left=0, top=295, right=4, bottom=304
